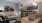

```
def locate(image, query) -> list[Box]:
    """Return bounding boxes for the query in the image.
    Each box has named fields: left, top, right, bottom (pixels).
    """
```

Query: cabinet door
left=28, top=14, right=35, bottom=20
left=23, top=12, right=28, bottom=17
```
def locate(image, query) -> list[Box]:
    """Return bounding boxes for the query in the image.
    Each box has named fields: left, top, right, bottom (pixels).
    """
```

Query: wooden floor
left=21, top=16, right=41, bottom=23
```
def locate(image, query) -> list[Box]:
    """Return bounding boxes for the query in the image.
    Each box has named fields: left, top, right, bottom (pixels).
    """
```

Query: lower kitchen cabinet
left=28, top=13, right=36, bottom=20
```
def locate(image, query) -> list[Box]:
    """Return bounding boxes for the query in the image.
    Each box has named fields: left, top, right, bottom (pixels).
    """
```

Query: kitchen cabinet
left=28, top=13, right=36, bottom=20
left=28, top=5, right=39, bottom=20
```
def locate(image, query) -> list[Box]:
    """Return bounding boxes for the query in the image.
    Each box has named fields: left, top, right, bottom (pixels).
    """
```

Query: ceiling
left=5, top=0, right=20, bottom=3
left=5, top=0, right=42, bottom=6
left=5, top=0, right=42, bottom=3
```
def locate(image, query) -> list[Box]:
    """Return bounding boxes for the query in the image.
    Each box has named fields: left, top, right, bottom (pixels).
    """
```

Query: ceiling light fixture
left=32, top=0, right=37, bottom=6
left=33, top=2, right=37, bottom=6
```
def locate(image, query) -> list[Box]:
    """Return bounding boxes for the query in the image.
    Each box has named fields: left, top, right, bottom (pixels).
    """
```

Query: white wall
left=0, top=0, right=17, bottom=10
left=0, top=0, right=20, bottom=16
left=0, top=6, right=4, bottom=10
left=38, top=3, right=42, bottom=13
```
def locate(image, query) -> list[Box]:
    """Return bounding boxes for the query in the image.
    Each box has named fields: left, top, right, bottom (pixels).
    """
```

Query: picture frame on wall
left=4, top=6, right=9, bottom=12
left=4, top=6, right=14, bottom=12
